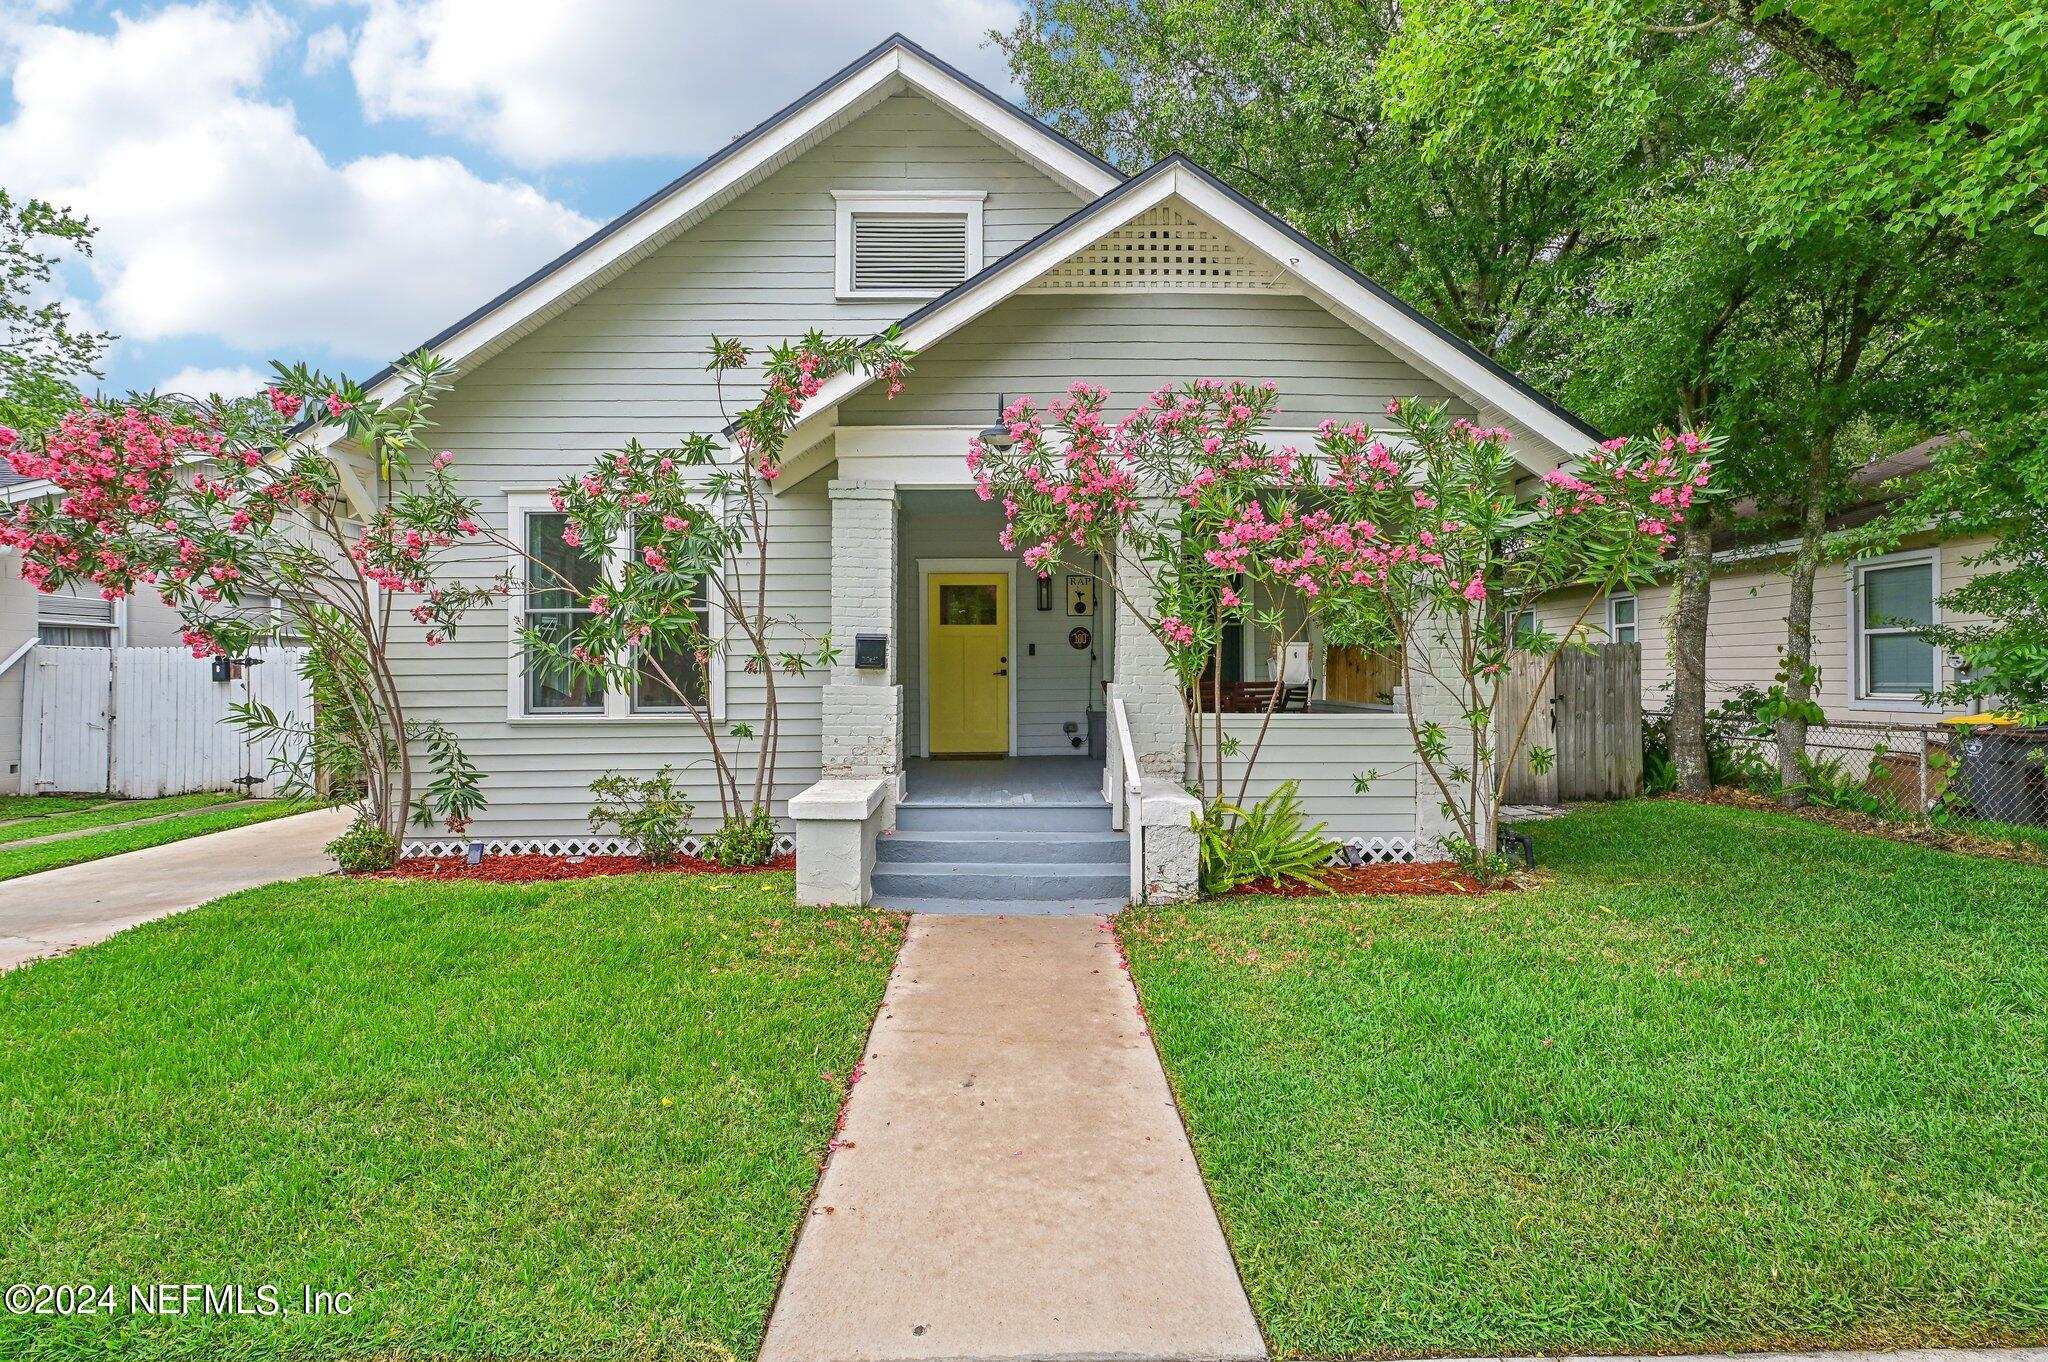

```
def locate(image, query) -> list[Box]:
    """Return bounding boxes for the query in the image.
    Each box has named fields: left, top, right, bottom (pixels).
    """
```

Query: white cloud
left=0, top=3, right=595, bottom=362
left=348, top=0, right=1023, bottom=167
left=303, top=22, right=351, bottom=75
left=158, top=364, right=271, bottom=399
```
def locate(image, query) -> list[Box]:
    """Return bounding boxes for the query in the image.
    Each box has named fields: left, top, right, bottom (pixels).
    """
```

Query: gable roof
left=324, top=35, right=1122, bottom=421
left=774, top=155, right=1602, bottom=478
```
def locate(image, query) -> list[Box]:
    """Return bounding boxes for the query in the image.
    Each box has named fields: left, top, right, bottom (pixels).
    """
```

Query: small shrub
left=588, top=767, right=693, bottom=866
left=1196, top=781, right=1337, bottom=896
left=1443, top=834, right=1520, bottom=887
left=703, top=809, right=779, bottom=868
left=327, top=815, right=398, bottom=874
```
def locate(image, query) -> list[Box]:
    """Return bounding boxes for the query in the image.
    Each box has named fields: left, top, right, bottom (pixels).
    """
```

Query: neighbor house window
left=507, top=495, right=720, bottom=719
left=1853, top=554, right=1937, bottom=700
left=37, top=589, right=117, bottom=647
left=1606, top=593, right=1638, bottom=644
left=832, top=191, right=985, bottom=298
left=1510, top=608, right=1540, bottom=646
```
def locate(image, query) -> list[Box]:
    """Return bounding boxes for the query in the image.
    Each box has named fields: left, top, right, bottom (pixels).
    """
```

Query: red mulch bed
left=1227, top=859, right=1508, bottom=898
left=379, top=851, right=795, bottom=882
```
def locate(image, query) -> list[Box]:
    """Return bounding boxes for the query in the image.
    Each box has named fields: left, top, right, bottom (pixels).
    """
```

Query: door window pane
left=939, top=583, right=999, bottom=625
left=1863, top=562, right=1932, bottom=628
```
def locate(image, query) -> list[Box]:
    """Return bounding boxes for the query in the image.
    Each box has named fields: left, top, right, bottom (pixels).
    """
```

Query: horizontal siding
left=841, top=291, right=1471, bottom=429
left=1197, top=712, right=1418, bottom=842
left=1531, top=532, right=1998, bottom=728
left=394, top=93, right=1090, bottom=839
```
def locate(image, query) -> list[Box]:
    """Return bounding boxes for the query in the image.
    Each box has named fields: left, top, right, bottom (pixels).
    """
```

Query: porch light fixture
left=978, top=392, right=1016, bottom=451
left=1036, top=575, right=1054, bottom=611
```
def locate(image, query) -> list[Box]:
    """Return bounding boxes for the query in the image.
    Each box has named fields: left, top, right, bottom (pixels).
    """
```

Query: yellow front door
left=927, top=573, right=1010, bottom=756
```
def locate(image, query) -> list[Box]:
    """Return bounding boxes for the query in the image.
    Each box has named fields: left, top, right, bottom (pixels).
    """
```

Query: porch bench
left=1198, top=680, right=1312, bottom=713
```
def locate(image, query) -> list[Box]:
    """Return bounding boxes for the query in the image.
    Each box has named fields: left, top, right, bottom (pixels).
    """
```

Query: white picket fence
left=20, top=646, right=311, bottom=798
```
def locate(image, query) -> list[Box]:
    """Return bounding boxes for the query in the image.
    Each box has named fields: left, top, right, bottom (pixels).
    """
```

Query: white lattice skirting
left=1331, top=836, right=1417, bottom=866
left=1027, top=203, right=1291, bottom=293
left=402, top=833, right=798, bottom=860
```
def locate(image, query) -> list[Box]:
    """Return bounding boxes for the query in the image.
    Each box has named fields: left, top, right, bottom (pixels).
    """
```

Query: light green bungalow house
left=317, top=35, right=1603, bottom=911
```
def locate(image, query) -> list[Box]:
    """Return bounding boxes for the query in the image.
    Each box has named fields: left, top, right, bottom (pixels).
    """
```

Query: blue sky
left=0, top=0, right=1023, bottom=398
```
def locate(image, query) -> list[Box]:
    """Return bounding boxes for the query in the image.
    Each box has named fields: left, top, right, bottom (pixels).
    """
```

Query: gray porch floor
left=902, top=756, right=1107, bottom=806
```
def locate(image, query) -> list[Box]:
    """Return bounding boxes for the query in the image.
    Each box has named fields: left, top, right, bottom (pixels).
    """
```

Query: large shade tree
left=1383, top=0, right=2047, bottom=797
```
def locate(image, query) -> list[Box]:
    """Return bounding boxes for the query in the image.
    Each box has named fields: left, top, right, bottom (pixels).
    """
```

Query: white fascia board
left=779, top=171, right=1186, bottom=465
left=1171, top=172, right=1591, bottom=468
left=783, top=165, right=1592, bottom=482
left=316, top=47, right=1119, bottom=453
left=893, top=47, right=1121, bottom=200
left=323, top=74, right=900, bottom=437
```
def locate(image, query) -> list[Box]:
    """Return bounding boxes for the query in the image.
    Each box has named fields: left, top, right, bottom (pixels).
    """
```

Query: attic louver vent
left=850, top=212, right=970, bottom=293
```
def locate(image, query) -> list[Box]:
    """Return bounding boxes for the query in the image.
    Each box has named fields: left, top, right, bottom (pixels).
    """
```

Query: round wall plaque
left=1068, top=626, right=1093, bottom=650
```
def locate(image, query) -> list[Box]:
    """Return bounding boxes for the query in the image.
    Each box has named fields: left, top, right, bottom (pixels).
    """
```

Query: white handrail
left=0, top=637, right=37, bottom=679
left=1110, top=694, right=1144, bottom=906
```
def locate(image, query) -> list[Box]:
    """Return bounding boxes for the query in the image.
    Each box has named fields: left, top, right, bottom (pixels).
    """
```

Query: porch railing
left=1110, top=693, right=1145, bottom=905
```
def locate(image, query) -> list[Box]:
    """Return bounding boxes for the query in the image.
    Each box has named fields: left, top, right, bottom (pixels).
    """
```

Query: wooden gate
left=1500, top=641, right=1642, bottom=804
left=21, top=646, right=310, bottom=797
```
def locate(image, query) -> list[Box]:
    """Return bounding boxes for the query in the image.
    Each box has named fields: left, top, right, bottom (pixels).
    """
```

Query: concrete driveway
left=0, top=805, right=352, bottom=971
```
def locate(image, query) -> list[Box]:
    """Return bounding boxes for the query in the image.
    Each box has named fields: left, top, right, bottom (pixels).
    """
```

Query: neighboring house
left=0, top=468, right=191, bottom=795
left=317, top=35, right=1606, bottom=904
left=1530, top=440, right=1994, bottom=729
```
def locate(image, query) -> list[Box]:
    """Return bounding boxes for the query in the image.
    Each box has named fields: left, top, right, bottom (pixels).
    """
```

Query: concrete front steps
left=871, top=796, right=1130, bottom=915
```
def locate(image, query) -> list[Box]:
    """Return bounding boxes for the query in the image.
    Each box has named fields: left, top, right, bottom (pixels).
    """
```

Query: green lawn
left=0, top=793, right=110, bottom=821
left=0, top=799, right=314, bottom=881
left=0, top=791, right=242, bottom=846
left=0, top=872, right=902, bottom=1361
left=1121, top=799, right=2048, bottom=1359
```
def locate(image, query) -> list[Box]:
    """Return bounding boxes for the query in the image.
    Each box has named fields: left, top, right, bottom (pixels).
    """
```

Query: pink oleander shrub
left=0, top=357, right=495, bottom=849
left=525, top=329, right=910, bottom=854
left=970, top=379, right=1715, bottom=881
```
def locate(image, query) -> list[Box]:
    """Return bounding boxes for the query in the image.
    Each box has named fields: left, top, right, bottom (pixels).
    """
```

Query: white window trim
left=1605, top=591, right=1638, bottom=645
left=832, top=190, right=986, bottom=300
left=503, top=492, right=725, bottom=723
left=1846, top=547, right=1942, bottom=712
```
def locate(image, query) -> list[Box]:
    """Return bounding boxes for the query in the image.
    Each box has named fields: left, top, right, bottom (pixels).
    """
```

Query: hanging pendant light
left=978, top=392, right=1016, bottom=451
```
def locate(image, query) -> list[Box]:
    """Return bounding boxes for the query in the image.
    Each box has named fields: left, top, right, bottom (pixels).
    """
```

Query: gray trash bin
left=1957, top=728, right=2048, bottom=826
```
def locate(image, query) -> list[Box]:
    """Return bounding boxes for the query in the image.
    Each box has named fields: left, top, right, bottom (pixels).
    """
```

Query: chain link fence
left=1707, top=717, right=2048, bottom=834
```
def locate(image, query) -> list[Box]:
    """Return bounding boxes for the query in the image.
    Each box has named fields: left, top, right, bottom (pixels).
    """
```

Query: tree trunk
left=1775, top=433, right=1835, bottom=807
left=1668, top=512, right=1715, bottom=794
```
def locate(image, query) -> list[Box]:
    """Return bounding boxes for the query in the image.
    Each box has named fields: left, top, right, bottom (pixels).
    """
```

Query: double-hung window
left=1852, top=553, right=1937, bottom=702
left=508, top=494, right=720, bottom=719
left=1606, top=592, right=1638, bottom=645
left=37, top=586, right=118, bottom=647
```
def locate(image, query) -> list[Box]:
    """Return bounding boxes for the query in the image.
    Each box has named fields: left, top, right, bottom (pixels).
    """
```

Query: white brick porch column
left=820, top=479, right=903, bottom=793
left=1109, top=550, right=1185, bottom=780
left=1403, top=611, right=1481, bottom=858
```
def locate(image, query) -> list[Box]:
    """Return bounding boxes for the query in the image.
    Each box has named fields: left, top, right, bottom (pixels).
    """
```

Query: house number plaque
left=1068, top=626, right=1092, bottom=650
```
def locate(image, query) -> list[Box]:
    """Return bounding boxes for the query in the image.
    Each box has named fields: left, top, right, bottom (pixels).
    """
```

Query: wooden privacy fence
left=1500, top=641, right=1642, bottom=804
left=21, top=645, right=310, bottom=798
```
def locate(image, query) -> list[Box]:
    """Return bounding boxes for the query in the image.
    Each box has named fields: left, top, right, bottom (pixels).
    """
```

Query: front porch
left=788, top=472, right=1444, bottom=910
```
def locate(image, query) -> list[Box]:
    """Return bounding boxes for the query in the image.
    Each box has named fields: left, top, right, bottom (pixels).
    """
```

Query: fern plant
left=1196, top=781, right=1337, bottom=896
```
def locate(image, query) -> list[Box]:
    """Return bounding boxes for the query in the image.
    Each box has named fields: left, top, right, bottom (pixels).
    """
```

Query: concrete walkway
left=760, top=913, right=1265, bottom=1362
left=0, top=805, right=351, bottom=971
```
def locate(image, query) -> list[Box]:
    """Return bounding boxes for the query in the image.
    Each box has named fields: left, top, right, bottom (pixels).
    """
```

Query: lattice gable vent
left=1027, top=202, right=1292, bottom=293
